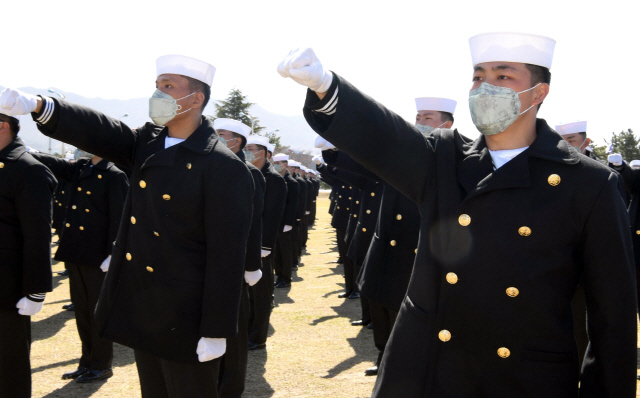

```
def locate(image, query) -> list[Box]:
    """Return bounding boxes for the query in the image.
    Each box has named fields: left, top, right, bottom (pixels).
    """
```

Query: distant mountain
left=0, top=86, right=319, bottom=153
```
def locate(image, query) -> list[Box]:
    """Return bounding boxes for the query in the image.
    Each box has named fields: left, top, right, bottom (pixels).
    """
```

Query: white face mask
left=74, top=149, right=94, bottom=159
left=148, top=90, right=196, bottom=126
left=468, top=82, right=541, bottom=136
left=415, top=121, right=447, bottom=135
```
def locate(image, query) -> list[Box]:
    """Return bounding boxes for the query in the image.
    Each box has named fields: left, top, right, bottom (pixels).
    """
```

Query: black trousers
left=218, top=282, right=249, bottom=398
left=291, top=223, right=301, bottom=265
left=571, top=283, right=588, bottom=370
left=369, top=300, right=399, bottom=366
left=335, top=228, right=348, bottom=262
left=0, top=310, right=31, bottom=398
left=274, top=231, right=293, bottom=282
left=360, top=293, right=371, bottom=323
left=248, top=256, right=274, bottom=345
left=67, top=262, right=113, bottom=370
left=302, top=214, right=309, bottom=247
left=134, top=349, right=221, bottom=398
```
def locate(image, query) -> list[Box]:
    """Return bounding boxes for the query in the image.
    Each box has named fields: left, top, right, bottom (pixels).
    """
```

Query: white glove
left=261, top=249, right=271, bottom=258
left=0, top=88, right=39, bottom=116
left=277, top=48, right=333, bottom=93
left=196, top=337, right=226, bottom=362
left=244, top=269, right=263, bottom=286
left=283, top=225, right=293, bottom=232
left=16, top=297, right=44, bottom=316
left=312, top=155, right=323, bottom=165
left=608, top=153, right=623, bottom=166
left=100, top=255, right=111, bottom=272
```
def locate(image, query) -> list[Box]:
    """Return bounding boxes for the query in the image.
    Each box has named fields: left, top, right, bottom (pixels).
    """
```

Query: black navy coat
left=260, top=162, right=287, bottom=251
left=33, top=154, right=128, bottom=267
left=304, top=74, right=637, bottom=397
left=0, top=138, right=56, bottom=311
left=238, top=151, right=265, bottom=273
left=281, top=170, right=299, bottom=228
left=34, top=99, right=254, bottom=363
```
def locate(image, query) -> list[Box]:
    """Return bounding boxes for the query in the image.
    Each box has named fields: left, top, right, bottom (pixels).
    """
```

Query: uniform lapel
left=140, top=129, right=177, bottom=170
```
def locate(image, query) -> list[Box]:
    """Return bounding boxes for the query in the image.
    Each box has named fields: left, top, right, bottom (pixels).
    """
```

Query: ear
left=443, top=121, right=453, bottom=129
left=0, top=121, right=9, bottom=136
left=531, top=83, right=550, bottom=107
left=585, top=138, right=592, bottom=147
left=191, top=92, right=205, bottom=110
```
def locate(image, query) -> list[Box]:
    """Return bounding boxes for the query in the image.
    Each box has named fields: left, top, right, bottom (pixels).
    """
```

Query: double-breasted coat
left=281, top=170, right=299, bottom=228
left=32, top=154, right=128, bottom=267
left=0, top=138, right=56, bottom=311
left=34, top=99, right=254, bottom=363
left=304, top=74, right=637, bottom=397
left=260, top=162, right=287, bottom=252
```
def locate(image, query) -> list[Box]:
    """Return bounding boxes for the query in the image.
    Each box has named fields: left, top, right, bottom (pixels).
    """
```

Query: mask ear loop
left=175, top=92, right=197, bottom=112
left=518, top=83, right=542, bottom=116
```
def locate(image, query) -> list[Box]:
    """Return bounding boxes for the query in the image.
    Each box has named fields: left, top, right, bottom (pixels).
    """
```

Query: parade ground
left=31, top=196, right=379, bottom=398
left=27, top=196, right=640, bottom=397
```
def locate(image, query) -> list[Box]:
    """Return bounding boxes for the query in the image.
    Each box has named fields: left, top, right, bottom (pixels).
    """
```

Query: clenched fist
left=0, top=88, right=39, bottom=116
left=277, top=48, right=333, bottom=93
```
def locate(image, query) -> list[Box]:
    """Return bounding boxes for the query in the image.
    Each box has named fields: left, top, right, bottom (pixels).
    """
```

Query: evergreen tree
left=600, top=129, right=640, bottom=162
left=213, top=88, right=265, bottom=134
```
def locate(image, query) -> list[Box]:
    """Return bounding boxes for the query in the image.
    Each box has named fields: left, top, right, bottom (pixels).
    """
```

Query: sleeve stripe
left=315, top=86, right=339, bottom=114
left=35, top=98, right=50, bottom=123
left=27, top=293, right=46, bottom=302
left=36, top=97, right=54, bottom=124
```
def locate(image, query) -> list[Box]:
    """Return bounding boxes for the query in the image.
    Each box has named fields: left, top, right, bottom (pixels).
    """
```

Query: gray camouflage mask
left=415, top=121, right=446, bottom=136
left=468, top=82, right=540, bottom=136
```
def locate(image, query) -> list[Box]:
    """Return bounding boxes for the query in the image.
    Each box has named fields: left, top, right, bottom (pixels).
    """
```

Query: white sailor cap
left=273, top=153, right=289, bottom=162
left=0, top=111, right=21, bottom=123
left=631, top=160, right=640, bottom=169
left=289, top=160, right=301, bottom=168
left=213, top=118, right=251, bottom=139
left=415, top=97, right=457, bottom=114
left=156, top=55, right=216, bottom=86
left=555, top=121, right=587, bottom=136
left=266, top=143, right=275, bottom=153
left=246, top=135, right=270, bottom=147
left=469, top=32, right=556, bottom=69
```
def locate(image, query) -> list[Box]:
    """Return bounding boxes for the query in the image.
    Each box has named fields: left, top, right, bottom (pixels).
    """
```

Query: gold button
left=356, top=201, right=360, bottom=204
left=390, top=240, right=397, bottom=246
left=415, top=248, right=417, bottom=253
left=146, top=266, right=154, bottom=273
left=396, top=214, right=402, bottom=220
left=446, top=273, right=458, bottom=284
left=636, top=230, right=640, bottom=235
left=62, top=191, right=64, bottom=194
left=98, top=174, right=102, bottom=179
left=85, top=209, right=90, bottom=212
left=339, top=195, right=342, bottom=198
left=72, top=205, right=77, bottom=210
left=79, top=226, right=84, bottom=231
left=346, top=208, right=350, bottom=211
left=518, top=226, right=532, bottom=236
left=506, top=287, right=519, bottom=297
left=366, top=210, right=371, bottom=214
left=353, top=214, right=357, bottom=218
left=548, top=174, right=561, bottom=186
left=154, top=232, right=160, bottom=236
left=131, top=217, right=136, bottom=224
left=65, top=223, right=70, bottom=227
left=371, top=193, right=375, bottom=197
left=139, top=180, right=147, bottom=188
left=86, top=191, right=91, bottom=195
left=349, top=186, right=352, bottom=189
left=342, top=186, right=345, bottom=188
left=362, top=228, right=367, bottom=232
left=187, top=163, right=192, bottom=169
left=439, top=330, right=451, bottom=342
left=163, top=194, right=171, bottom=200
left=497, top=347, right=511, bottom=358
left=337, top=207, right=340, bottom=209
left=77, top=187, right=82, bottom=191
left=126, top=253, right=132, bottom=261
left=349, top=197, right=352, bottom=200
left=0, top=162, right=4, bottom=168
left=458, top=214, right=471, bottom=226
left=58, top=203, right=62, bottom=206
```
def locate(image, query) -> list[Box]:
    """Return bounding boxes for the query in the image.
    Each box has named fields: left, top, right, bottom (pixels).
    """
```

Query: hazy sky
left=4, top=0, right=639, bottom=149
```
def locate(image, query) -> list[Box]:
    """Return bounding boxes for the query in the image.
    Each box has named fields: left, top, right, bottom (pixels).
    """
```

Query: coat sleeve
left=200, top=157, right=254, bottom=338
left=33, top=98, right=139, bottom=170
left=245, top=167, right=266, bottom=271
left=611, top=162, right=640, bottom=194
left=30, top=153, right=76, bottom=182
left=106, top=169, right=129, bottom=257
left=333, top=166, right=374, bottom=190
left=316, top=164, right=338, bottom=186
left=282, top=178, right=299, bottom=227
left=261, top=174, right=287, bottom=251
left=322, top=149, right=381, bottom=183
left=14, top=162, right=56, bottom=296
left=303, top=73, right=436, bottom=203
left=579, top=172, right=637, bottom=397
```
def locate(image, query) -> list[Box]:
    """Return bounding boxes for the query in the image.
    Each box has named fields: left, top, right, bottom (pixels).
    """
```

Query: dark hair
left=232, top=132, right=247, bottom=150
left=0, top=116, right=20, bottom=138
left=256, top=144, right=268, bottom=156
left=578, top=132, right=587, bottom=139
left=525, top=64, right=551, bottom=112
left=185, top=76, right=211, bottom=110
left=440, top=112, right=454, bottom=124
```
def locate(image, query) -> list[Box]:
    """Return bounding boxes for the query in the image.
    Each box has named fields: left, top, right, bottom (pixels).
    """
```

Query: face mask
left=570, top=138, right=587, bottom=153
left=415, top=121, right=447, bottom=135
left=149, top=90, right=196, bottom=126
left=243, top=150, right=255, bottom=163
left=74, top=149, right=94, bottom=159
left=274, top=164, right=284, bottom=173
left=225, top=137, right=239, bottom=151
left=469, top=82, right=541, bottom=136
left=217, top=136, right=227, bottom=146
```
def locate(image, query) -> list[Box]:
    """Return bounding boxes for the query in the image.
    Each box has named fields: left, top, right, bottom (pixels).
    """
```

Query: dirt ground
left=28, top=196, right=640, bottom=397
left=31, top=197, right=378, bottom=398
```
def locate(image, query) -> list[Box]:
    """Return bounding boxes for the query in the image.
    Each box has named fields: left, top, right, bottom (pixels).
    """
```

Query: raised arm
left=30, top=152, right=76, bottom=182
left=322, top=149, right=380, bottom=183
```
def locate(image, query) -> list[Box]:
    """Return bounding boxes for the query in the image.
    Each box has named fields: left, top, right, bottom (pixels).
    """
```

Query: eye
left=165, top=84, right=172, bottom=88
left=498, top=75, right=509, bottom=80
left=473, top=76, right=483, bottom=81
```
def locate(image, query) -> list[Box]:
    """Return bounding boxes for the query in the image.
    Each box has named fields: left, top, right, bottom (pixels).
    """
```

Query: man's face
left=275, top=160, right=288, bottom=174
left=416, top=110, right=445, bottom=128
left=216, top=129, right=241, bottom=152
left=562, top=133, right=589, bottom=153
left=471, top=62, right=540, bottom=114
left=244, top=144, right=265, bottom=162
left=0, top=117, right=13, bottom=140
left=155, top=74, right=201, bottom=125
